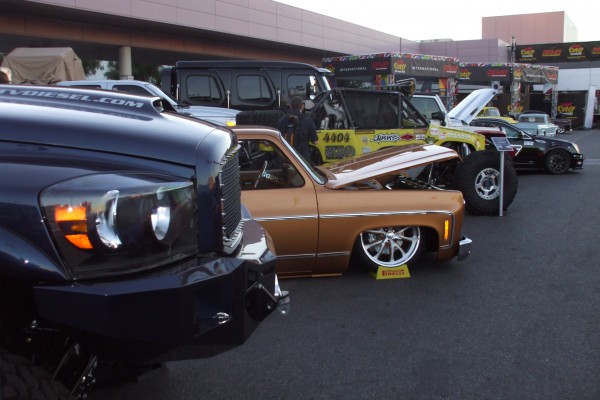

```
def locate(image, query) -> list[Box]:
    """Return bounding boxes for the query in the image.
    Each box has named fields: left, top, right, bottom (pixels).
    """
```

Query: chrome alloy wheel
left=359, top=226, right=421, bottom=267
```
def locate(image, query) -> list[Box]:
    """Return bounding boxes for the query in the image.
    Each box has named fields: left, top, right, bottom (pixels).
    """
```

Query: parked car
left=235, top=126, right=472, bottom=278
left=476, top=106, right=517, bottom=123
left=520, top=110, right=572, bottom=133
left=57, top=79, right=240, bottom=126
left=470, top=117, right=584, bottom=174
left=0, top=85, right=287, bottom=399
left=515, top=111, right=559, bottom=137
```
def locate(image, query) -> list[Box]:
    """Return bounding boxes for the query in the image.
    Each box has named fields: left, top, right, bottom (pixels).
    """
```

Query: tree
left=82, top=60, right=104, bottom=77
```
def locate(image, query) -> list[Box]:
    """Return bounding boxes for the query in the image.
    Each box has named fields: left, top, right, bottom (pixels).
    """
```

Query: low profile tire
left=545, top=149, right=571, bottom=175
left=453, top=150, right=518, bottom=216
left=353, top=226, right=423, bottom=271
left=0, top=346, right=69, bottom=400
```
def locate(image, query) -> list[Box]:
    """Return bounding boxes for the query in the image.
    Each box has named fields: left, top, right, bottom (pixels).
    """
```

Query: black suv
left=161, top=60, right=332, bottom=111
left=0, top=85, right=288, bottom=399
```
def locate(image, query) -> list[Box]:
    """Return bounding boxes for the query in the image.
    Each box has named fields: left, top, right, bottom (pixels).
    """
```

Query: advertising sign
left=458, top=63, right=558, bottom=84
left=516, top=41, right=600, bottom=63
left=459, top=63, right=511, bottom=82
left=322, top=53, right=460, bottom=80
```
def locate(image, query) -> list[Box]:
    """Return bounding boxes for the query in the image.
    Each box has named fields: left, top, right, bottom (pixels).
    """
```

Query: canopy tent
left=1, top=47, right=86, bottom=84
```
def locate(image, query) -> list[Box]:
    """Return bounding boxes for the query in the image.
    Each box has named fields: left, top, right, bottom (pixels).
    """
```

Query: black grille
left=220, top=147, right=242, bottom=246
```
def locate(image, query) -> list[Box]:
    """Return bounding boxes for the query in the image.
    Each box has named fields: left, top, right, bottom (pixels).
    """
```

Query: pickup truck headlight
left=40, top=173, right=197, bottom=278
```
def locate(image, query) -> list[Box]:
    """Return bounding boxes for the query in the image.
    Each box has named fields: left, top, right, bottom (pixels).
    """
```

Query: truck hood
left=321, top=144, right=459, bottom=189
left=0, top=85, right=234, bottom=167
left=447, top=88, right=497, bottom=125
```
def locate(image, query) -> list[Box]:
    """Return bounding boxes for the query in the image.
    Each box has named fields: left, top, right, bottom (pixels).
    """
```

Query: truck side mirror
left=431, top=111, right=446, bottom=126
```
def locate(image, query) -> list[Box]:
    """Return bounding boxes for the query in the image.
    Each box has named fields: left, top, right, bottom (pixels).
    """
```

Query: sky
left=276, top=0, right=596, bottom=42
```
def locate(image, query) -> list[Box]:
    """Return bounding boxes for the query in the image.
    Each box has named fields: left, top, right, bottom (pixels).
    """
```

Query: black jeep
left=0, top=85, right=288, bottom=399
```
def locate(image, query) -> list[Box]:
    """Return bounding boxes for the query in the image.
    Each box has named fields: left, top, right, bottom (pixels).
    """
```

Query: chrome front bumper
left=457, top=235, right=473, bottom=261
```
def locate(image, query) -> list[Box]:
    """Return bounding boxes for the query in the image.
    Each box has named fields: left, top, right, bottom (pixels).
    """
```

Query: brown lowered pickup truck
left=234, top=126, right=472, bottom=279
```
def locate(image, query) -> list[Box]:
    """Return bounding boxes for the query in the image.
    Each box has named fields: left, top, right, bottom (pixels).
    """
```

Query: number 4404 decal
left=321, top=132, right=351, bottom=143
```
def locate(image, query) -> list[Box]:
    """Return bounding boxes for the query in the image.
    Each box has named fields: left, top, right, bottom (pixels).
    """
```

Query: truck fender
left=0, top=226, right=69, bottom=282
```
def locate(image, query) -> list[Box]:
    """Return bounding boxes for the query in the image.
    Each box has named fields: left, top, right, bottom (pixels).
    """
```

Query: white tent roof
left=1, top=47, right=86, bottom=84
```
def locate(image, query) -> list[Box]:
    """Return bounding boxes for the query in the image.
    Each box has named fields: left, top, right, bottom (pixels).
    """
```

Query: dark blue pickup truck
left=0, top=85, right=288, bottom=399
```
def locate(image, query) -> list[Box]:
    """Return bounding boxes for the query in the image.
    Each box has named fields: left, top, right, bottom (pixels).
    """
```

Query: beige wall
left=22, top=0, right=408, bottom=56
left=482, top=11, right=576, bottom=45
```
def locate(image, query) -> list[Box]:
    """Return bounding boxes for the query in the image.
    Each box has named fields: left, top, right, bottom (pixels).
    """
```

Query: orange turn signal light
left=444, top=219, right=449, bottom=241
left=54, top=205, right=93, bottom=249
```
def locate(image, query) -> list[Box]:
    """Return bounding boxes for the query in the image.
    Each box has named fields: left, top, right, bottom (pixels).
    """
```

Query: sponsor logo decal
left=325, top=145, right=356, bottom=160
left=513, top=69, right=524, bottom=80
left=1, top=89, right=144, bottom=108
left=486, top=69, right=509, bottom=78
left=520, top=47, right=535, bottom=59
left=443, top=64, right=459, bottom=75
left=370, top=133, right=401, bottom=143
left=542, top=49, right=562, bottom=57
left=568, top=44, right=585, bottom=57
left=393, top=60, right=407, bottom=74
left=458, top=69, right=472, bottom=80
left=371, top=61, right=389, bottom=71
left=557, top=103, right=576, bottom=115
left=370, top=264, right=411, bottom=280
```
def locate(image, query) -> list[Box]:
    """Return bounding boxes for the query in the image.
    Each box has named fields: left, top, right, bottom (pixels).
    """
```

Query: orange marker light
left=54, top=205, right=93, bottom=249
left=444, top=219, right=449, bottom=241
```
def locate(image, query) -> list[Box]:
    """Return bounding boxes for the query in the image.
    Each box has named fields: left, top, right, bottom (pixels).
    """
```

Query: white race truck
left=514, top=112, right=559, bottom=137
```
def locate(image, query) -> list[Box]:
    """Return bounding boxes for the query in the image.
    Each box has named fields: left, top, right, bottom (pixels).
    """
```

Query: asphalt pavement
left=91, top=128, right=600, bottom=400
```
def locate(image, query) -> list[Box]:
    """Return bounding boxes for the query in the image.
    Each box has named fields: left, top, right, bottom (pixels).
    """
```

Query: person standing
left=277, top=96, right=318, bottom=163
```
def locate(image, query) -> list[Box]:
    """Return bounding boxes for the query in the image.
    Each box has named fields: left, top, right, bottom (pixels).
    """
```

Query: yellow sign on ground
left=370, top=264, right=411, bottom=280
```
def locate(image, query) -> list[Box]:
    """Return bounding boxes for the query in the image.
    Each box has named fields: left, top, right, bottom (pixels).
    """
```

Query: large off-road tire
left=236, top=109, right=286, bottom=128
left=452, top=150, right=518, bottom=216
left=0, top=346, right=69, bottom=400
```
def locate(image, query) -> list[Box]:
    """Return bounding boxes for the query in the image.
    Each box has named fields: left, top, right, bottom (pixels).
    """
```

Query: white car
left=57, top=79, right=240, bottom=127
left=515, top=112, right=559, bottom=137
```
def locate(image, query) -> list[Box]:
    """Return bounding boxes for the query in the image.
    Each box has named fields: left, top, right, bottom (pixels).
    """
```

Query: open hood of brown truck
left=321, top=144, right=459, bottom=189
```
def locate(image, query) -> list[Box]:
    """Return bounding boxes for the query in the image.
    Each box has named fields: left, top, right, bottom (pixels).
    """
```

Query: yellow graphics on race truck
left=309, top=88, right=486, bottom=164
left=315, top=126, right=486, bottom=163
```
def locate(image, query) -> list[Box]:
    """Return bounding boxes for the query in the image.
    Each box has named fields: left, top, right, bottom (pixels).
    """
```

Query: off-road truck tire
left=452, top=150, right=518, bottom=215
left=0, top=347, right=70, bottom=400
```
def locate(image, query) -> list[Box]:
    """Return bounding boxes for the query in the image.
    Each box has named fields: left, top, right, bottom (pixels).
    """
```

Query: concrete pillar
left=119, top=46, right=133, bottom=80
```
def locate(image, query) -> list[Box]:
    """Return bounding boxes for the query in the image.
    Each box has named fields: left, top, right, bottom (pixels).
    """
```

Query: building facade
left=482, top=11, right=578, bottom=45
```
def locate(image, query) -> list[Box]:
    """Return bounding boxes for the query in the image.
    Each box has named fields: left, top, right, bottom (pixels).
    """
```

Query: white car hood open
left=447, top=88, right=497, bottom=126
left=322, top=144, right=459, bottom=189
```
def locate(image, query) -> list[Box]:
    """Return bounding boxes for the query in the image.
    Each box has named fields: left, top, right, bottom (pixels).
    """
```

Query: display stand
left=490, top=137, right=514, bottom=217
